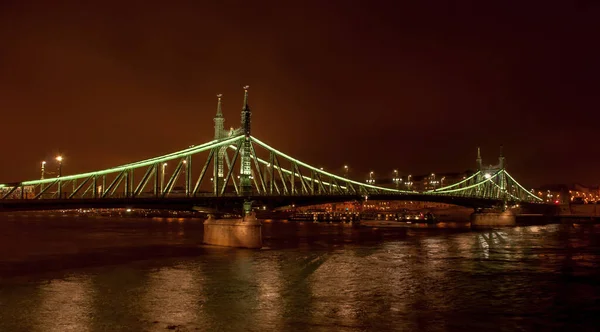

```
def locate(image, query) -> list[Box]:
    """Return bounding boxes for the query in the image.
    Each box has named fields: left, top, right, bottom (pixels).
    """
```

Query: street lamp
left=41, top=161, right=46, bottom=180
left=40, top=161, right=47, bottom=193
left=367, top=171, right=375, bottom=184
left=344, top=165, right=349, bottom=178
left=161, top=162, right=167, bottom=193
left=55, top=156, right=63, bottom=177
left=182, top=159, right=188, bottom=195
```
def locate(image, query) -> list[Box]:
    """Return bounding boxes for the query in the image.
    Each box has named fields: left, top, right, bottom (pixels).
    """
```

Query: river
left=0, top=214, right=599, bottom=331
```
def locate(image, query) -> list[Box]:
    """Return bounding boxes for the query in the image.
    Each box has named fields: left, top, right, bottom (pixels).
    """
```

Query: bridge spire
left=476, top=147, right=482, bottom=170
left=214, top=94, right=225, bottom=140
left=216, top=93, right=223, bottom=117
left=242, top=85, right=249, bottom=109
left=240, top=85, right=251, bottom=137
left=498, top=145, right=505, bottom=169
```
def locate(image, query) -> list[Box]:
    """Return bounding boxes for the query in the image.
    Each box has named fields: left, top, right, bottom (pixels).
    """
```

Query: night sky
left=1, top=1, right=598, bottom=187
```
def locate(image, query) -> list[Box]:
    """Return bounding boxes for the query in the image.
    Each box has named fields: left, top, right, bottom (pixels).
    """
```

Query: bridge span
left=1, top=87, right=545, bottom=213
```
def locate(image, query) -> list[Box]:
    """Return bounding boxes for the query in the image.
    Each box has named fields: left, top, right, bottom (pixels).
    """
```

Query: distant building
left=0, top=185, right=35, bottom=199
left=533, top=183, right=600, bottom=204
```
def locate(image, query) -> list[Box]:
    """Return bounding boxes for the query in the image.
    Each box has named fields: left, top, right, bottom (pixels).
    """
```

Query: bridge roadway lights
left=203, top=200, right=262, bottom=249
left=470, top=210, right=516, bottom=228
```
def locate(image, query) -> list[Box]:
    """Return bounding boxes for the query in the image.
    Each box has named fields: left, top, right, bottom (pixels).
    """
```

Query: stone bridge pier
left=203, top=200, right=263, bottom=249
left=470, top=209, right=516, bottom=227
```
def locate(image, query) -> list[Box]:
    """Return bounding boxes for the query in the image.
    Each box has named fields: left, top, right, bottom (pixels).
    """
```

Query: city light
left=366, top=171, right=375, bottom=184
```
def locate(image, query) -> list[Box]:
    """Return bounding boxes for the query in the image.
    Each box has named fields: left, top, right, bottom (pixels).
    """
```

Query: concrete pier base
left=470, top=210, right=516, bottom=227
left=203, top=213, right=262, bottom=248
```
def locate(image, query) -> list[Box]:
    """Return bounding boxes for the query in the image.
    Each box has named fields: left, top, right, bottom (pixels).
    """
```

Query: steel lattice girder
left=0, top=134, right=542, bottom=203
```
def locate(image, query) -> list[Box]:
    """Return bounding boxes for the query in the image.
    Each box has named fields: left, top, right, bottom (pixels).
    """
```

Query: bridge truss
left=424, top=170, right=542, bottom=203
left=0, top=87, right=543, bottom=208
left=0, top=135, right=412, bottom=202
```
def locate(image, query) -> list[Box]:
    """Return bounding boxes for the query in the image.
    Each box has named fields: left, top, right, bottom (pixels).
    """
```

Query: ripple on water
left=0, top=218, right=599, bottom=331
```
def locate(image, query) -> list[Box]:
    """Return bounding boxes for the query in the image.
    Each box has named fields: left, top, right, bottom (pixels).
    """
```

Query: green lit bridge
left=0, top=87, right=544, bottom=213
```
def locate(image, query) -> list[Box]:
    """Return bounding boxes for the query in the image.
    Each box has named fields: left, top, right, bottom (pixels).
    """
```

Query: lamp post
left=367, top=171, right=375, bottom=184
left=56, top=156, right=63, bottom=177
left=161, top=163, right=167, bottom=193
left=182, top=160, right=188, bottom=195
left=41, top=161, right=46, bottom=180
left=40, top=161, right=46, bottom=194
left=55, top=156, right=63, bottom=198
left=344, top=165, right=349, bottom=178
left=265, top=163, right=271, bottom=193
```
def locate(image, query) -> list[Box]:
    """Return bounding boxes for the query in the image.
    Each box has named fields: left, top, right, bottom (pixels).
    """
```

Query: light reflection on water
left=0, top=216, right=599, bottom=331
left=35, top=276, right=93, bottom=332
left=142, top=265, right=202, bottom=329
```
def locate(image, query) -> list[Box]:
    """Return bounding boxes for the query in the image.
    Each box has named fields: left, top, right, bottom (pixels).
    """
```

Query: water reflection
left=477, top=230, right=508, bottom=259
left=254, top=254, right=284, bottom=330
left=142, top=265, right=203, bottom=329
left=1, top=218, right=599, bottom=331
left=35, top=276, right=93, bottom=332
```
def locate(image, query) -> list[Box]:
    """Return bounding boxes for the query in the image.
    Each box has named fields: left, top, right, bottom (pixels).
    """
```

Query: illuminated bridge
left=0, top=87, right=543, bottom=213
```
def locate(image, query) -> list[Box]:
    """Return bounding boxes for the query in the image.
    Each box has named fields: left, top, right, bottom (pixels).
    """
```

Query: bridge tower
left=212, top=94, right=227, bottom=194
left=497, top=145, right=507, bottom=194
left=239, top=86, right=253, bottom=196
left=476, top=146, right=508, bottom=202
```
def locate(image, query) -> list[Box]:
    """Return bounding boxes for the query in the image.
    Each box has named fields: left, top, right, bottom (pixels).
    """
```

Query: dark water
left=0, top=214, right=599, bottom=331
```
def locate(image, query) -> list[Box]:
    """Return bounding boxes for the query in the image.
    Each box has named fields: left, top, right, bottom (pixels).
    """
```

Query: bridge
left=0, top=87, right=544, bottom=213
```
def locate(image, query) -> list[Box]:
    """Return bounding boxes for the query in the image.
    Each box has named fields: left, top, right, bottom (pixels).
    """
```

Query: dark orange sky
left=1, top=1, right=599, bottom=187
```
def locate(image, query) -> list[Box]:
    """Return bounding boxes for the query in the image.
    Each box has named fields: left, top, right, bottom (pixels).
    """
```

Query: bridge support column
left=203, top=214, right=262, bottom=249
left=203, top=200, right=262, bottom=249
left=470, top=210, right=516, bottom=227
